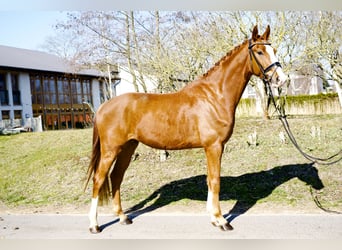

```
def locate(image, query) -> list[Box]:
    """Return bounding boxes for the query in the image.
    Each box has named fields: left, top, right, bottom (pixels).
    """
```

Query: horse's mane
left=200, top=40, right=249, bottom=79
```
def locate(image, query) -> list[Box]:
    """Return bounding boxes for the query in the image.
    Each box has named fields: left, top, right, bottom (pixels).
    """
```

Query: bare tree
left=44, top=11, right=341, bottom=109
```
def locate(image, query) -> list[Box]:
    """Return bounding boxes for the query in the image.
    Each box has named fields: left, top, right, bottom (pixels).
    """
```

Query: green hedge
left=237, top=93, right=341, bottom=117
left=284, top=93, right=338, bottom=105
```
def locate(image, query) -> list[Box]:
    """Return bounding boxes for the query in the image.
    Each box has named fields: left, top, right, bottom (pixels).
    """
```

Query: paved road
left=1, top=213, right=341, bottom=239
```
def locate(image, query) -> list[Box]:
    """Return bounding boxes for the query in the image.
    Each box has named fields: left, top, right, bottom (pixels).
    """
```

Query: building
left=114, top=66, right=157, bottom=96
left=241, top=74, right=325, bottom=99
left=0, top=45, right=114, bottom=130
left=287, top=74, right=324, bottom=96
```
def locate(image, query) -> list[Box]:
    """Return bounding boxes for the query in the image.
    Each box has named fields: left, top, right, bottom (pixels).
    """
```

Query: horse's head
left=248, top=25, right=287, bottom=87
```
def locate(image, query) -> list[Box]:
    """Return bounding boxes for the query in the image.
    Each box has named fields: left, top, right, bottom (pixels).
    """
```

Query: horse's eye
left=257, top=51, right=263, bottom=55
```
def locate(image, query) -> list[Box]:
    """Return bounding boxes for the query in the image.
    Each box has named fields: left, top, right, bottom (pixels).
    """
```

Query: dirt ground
left=0, top=198, right=332, bottom=216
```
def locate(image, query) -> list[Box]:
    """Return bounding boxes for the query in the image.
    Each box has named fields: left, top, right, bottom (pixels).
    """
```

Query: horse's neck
left=203, top=45, right=252, bottom=110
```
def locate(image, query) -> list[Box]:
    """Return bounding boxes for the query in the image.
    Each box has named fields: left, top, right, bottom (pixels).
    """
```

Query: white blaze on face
left=265, top=45, right=287, bottom=86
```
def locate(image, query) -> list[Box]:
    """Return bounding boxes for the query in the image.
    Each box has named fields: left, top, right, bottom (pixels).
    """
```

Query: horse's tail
left=84, top=118, right=111, bottom=205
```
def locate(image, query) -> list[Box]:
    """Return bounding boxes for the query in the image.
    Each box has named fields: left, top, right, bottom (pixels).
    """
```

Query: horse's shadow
left=100, top=163, right=324, bottom=231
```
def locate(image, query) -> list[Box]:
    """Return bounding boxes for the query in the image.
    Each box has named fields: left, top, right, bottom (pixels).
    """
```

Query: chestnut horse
left=85, top=25, right=287, bottom=233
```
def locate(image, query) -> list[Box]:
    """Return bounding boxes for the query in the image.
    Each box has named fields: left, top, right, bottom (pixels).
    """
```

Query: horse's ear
left=252, top=25, right=259, bottom=41
left=261, top=25, right=271, bottom=41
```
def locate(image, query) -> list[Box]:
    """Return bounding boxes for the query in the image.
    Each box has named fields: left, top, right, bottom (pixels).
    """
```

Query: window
left=82, top=79, right=92, bottom=103
left=58, top=77, right=70, bottom=104
left=99, top=80, right=109, bottom=103
left=14, top=110, right=21, bottom=119
left=71, top=78, right=83, bottom=104
left=11, top=74, right=21, bottom=105
left=0, top=73, right=8, bottom=105
left=43, top=76, right=57, bottom=104
left=1, top=110, right=10, bottom=119
left=30, top=75, right=42, bottom=105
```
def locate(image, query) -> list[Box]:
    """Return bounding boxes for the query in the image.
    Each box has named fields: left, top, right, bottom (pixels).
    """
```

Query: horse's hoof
left=211, top=221, right=234, bottom=231
left=219, top=222, right=234, bottom=231
left=120, top=217, right=133, bottom=225
left=89, top=225, right=101, bottom=234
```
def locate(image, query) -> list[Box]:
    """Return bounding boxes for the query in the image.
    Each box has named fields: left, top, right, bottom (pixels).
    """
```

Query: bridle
left=248, top=39, right=282, bottom=83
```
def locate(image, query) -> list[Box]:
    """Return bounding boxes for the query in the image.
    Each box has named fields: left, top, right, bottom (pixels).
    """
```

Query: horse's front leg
left=205, top=143, right=233, bottom=231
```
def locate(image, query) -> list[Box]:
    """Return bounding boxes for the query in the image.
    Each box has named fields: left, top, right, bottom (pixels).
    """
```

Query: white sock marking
left=89, top=197, right=98, bottom=228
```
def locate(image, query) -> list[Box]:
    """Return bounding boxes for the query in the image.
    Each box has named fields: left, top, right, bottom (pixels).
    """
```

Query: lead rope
left=265, top=79, right=342, bottom=214
left=309, top=187, right=342, bottom=214
left=265, top=80, right=342, bottom=165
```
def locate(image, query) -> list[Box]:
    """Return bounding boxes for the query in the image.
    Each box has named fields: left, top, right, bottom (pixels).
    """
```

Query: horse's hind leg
left=89, top=148, right=119, bottom=234
left=110, top=140, right=139, bottom=225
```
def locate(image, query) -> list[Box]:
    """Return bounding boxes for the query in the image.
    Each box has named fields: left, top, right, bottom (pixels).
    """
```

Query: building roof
left=0, top=45, right=103, bottom=77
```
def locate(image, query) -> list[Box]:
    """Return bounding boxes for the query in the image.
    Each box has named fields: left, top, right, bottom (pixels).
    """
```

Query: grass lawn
left=0, top=115, right=341, bottom=215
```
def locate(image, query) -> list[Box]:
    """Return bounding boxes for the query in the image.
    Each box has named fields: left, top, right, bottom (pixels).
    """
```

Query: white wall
left=91, top=78, right=101, bottom=111
left=115, top=67, right=157, bottom=96
left=19, top=73, right=33, bottom=119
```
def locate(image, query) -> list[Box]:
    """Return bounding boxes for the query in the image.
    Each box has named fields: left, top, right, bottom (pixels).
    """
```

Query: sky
left=0, top=11, right=67, bottom=51
left=0, top=0, right=266, bottom=52
left=0, top=0, right=339, bottom=52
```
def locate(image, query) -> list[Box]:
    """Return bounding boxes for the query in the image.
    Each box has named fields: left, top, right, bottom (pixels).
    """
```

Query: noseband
left=248, top=39, right=282, bottom=82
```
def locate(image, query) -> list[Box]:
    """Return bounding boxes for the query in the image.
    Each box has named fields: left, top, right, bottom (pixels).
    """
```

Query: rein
left=265, top=81, right=342, bottom=165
